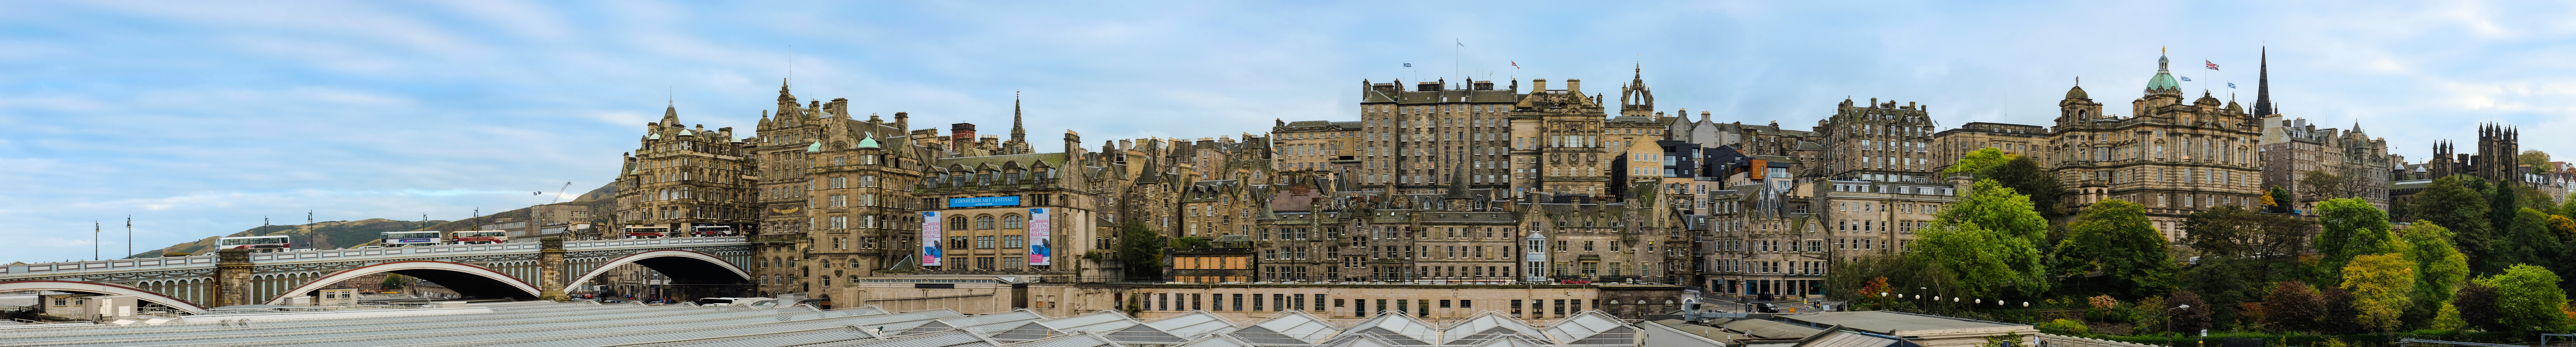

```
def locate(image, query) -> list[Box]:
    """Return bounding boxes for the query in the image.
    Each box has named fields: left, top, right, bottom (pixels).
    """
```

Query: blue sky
left=4, top=1, right=2573, bottom=262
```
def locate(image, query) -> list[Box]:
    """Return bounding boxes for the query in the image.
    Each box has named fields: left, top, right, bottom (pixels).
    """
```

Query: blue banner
left=948, top=196, right=1022, bottom=207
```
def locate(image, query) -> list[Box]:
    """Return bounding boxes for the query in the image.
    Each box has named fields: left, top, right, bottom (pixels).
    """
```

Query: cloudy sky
left=4, top=1, right=2572, bottom=262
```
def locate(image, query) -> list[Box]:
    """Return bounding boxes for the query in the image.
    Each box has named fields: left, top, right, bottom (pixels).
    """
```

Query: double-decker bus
left=380, top=231, right=444, bottom=247
left=690, top=226, right=735, bottom=237
left=216, top=236, right=292, bottom=253
left=449, top=230, right=509, bottom=244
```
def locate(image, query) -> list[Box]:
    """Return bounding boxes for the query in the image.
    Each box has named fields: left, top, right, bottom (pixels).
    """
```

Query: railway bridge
left=0, top=236, right=753, bottom=313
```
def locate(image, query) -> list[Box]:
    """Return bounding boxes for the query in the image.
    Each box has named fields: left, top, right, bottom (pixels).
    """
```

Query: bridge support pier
left=213, top=249, right=254, bottom=307
left=539, top=237, right=567, bottom=301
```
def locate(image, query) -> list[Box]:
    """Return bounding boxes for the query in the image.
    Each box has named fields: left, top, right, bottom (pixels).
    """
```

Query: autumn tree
left=2262, top=281, right=2324, bottom=333
left=2265, top=186, right=2296, bottom=214
left=2341, top=253, right=2416, bottom=332
left=1914, top=179, right=2051, bottom=298
left=2054, top=199, right=2178, bottom=297
left=2318, top=286, right=2364, bottom=335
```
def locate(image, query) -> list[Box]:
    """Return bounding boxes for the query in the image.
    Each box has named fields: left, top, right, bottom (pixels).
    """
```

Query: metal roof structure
left=2, top=301, right=2023, bottom=347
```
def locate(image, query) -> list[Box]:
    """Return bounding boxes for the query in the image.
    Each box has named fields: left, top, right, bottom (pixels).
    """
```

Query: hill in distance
left=128, top=183, right=621, bottom=259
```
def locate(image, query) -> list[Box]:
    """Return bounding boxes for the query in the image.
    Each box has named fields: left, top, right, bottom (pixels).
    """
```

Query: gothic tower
left=1619, top=64, right=1655, bottom=118
left=2254, top=47, right=2274, bottom=118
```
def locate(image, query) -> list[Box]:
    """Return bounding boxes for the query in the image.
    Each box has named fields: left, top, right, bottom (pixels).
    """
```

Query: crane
left=546, top=181, right=574, bottom=204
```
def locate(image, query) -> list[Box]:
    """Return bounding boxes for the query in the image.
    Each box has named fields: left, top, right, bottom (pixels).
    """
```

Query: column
left=539, top=237, right=567, bottom=301
left=212, top=249, right=254, bottom=307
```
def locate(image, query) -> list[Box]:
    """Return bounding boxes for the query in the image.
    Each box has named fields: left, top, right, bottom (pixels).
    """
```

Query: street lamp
left=2166, top=304, right=2191, bottom=335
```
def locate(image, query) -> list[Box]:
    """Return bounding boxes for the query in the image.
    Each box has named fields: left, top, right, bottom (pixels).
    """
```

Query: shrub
left=2039, top=319, right=2091, bottom=335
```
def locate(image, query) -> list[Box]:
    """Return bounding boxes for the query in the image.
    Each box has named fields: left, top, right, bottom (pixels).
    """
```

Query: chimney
left=1567, top=79, right=1582, bottom=94
left=1532, top=79, right=1548, bottom=93
left=951, top=122, right=978, bottom=141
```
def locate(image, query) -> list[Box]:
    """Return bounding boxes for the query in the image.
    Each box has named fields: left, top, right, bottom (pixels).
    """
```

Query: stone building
left=612, top=105, right=759, bottom=240
left=1931, top=122, right=2048, bottom=172
left=1270, top=120, right=1361, bottom=182
left=1808, top=98, right=1954, bottom=268
left=2046, top=52, right=2267, bottom=242
left=1354, top=78, right=1522, bottom=196
left=2259, top=117, right=2392, bottom=210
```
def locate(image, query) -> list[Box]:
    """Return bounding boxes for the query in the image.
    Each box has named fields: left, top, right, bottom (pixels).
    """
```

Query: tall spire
left=1011, top=91, right=1027, bottom=143
left=2255, top=46, right=2273, bottom=117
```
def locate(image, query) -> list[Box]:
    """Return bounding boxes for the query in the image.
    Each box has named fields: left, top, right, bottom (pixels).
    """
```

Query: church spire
left=2255, top=46, right=2273, bottom=117
left=1011, top=91, right=1027, bottom=143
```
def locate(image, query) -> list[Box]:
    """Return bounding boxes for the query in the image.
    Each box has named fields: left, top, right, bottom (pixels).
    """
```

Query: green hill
left=129, top=183, right=622, bottom=258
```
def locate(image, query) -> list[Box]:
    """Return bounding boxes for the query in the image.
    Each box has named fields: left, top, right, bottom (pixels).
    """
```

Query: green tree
left=2266, top=186, right=2297, bottom=214
left=1977, top=156, right=2063, bottom=221
left=2413, top=175, right=2495, bottom=273
left=2301, top=169, right=2346, bottom=201
left=1948, top=147, right=2016, bottom=174
left=1915, top=179, right=2051, bottom=298
left=2520, top=150, right=2552, bottom=175
left=2341, top=253, right=2416, bottom=332
left=2315, top=198, right=2394, bottom=282
left=2184, top=205, right=2313, bottom=259
left=2498, top=208, right=2563, bottom=276
left=1113, top=219, right=1168, bottom=280
left=2479, top=264, right=2568, bottom=332
left=2403, top=220, right=2473, bottom=326
left=2054, top=200, right=2178, bottom=297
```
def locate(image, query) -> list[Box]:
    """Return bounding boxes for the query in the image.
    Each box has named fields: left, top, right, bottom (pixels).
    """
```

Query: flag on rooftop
left=2206, top=60, right=2219, bottom=70
left=2180, top=76, right=2192, bottom=81
left=1403, top=63, right=1411, bottom=67
left=2228, top=82, right=2237, bottom=88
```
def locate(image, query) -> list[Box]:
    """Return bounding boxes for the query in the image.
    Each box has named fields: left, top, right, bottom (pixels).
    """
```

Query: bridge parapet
left=0, top=236, right=748, bottom=281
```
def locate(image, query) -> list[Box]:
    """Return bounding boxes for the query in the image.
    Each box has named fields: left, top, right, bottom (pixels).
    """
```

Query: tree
left=2315, top=198, right=2394, bottom=282
left=2479, top=264, right=2568, bottom=332
left=2168, top=290, right=2214, bottom=333
left=2413, top=175, right=2494, bottom=273
left=1916, top=180, right=2051, bottom=298
left=2262, top=281, right=2324, bottom=333
left=2453, top=282, right=2503, bottom=331
left=2497, top=208, right=2563, bottom=276
left=2404, top=221, right=2473, bottom=327
left=2301, top=169, right=2346, bottom=202
left=2054, top=199, right=2178, bottom=297
left=2341, top=253, right=2416, bottom=332
left=2266, top=186, right=2297, bottom=214
left=2317, top=286, right=2364, bottom=335
left=1948, top=147, right=2016, bottom=174
left=1978, top=156, right=2063, bottom=221
left=2519, top=150, right=2552, bottom=175
left=1113, top=219, right=1168, bottom=279
left=2184, top=205, right=2313, bottom=259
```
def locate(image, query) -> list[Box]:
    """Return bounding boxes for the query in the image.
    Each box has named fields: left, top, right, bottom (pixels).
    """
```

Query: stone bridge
left=0, top=236, right=753, bottom=313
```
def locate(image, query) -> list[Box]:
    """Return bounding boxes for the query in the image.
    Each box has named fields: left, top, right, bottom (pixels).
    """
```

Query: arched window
left=1003, top=214, right=1025, bottom=229
left=949, top=216, right=968, bottom=230
left=976, top=215, right=996, bottom=229
left=681, top=187, right=692, bottom=199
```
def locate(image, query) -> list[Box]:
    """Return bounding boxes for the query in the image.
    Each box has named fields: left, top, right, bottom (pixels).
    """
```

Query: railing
left=1, top=236, right=749, bottom=278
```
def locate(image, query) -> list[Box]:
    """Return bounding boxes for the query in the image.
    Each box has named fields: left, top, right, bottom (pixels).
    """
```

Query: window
left=858, top=194, right=876, bottom=206
left=976, top=236, right=996, bottom=248
left=828, top=215, right=848, bottom=229
left=1003, top=214, right=1025, bottom=229
left=828, top=195, right=847, bottom=207
left=860, top=175, right=879, bottom=187
left=1003, top=235, right=1025, bottom=248
left=948, top=216, right=968, bottom=230
left=977, top=215, right=996, bottom=229
left=829, top=176, right=847, bottom=188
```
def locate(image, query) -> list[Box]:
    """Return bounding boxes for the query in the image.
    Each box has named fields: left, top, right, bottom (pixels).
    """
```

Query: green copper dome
left=2145, top=54, right=2181, bottom=92
left=856, top=135, right=880, bottom=149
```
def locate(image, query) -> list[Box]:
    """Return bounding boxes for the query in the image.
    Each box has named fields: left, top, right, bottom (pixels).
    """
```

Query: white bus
left=216, top=235, right=292, bottom=252
left=450, top=230, right=509, bottom=244
left=381, top=231, right=444, bottom=247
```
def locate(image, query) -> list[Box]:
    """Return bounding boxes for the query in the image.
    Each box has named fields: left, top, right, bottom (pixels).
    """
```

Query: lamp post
left=2166, top=304, right=2191, bottom=336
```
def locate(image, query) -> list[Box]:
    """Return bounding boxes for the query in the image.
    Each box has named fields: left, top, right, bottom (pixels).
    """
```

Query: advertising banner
left=1027, top=208, right=1051, bottom=265
left=921, top=211, right=943, bottom=266
left=948, top=196, right=1022, bottom=207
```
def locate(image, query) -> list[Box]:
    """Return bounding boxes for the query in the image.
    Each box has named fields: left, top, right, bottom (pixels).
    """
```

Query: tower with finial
left=2255, top=46, right=2274, bottom=117
left=1619, top=63, right=1654, bottom=118
left=1002, top=91, right=1033, bottom=155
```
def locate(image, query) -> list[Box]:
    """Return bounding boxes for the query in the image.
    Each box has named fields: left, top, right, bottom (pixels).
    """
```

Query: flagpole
left=93, top=221, right=101, bottom=261
left=126, top=215, right=132, bottom=258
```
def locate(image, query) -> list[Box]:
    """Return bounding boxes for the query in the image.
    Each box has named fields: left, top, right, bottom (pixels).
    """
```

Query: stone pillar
left=212, top=249, right=254, bottom=307
left=539, top=236, right=567, bottom=301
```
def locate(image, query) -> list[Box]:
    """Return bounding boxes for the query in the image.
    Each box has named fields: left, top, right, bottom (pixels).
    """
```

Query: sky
left=5, top=1, right=2574, bottom=262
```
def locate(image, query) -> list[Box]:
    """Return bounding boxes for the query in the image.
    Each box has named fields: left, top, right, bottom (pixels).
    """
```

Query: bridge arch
left=0, top=280, right=208, bottom=313
left=562, top=249, right=751, bottom=295
left=266, top=260, right=540, bottom=305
